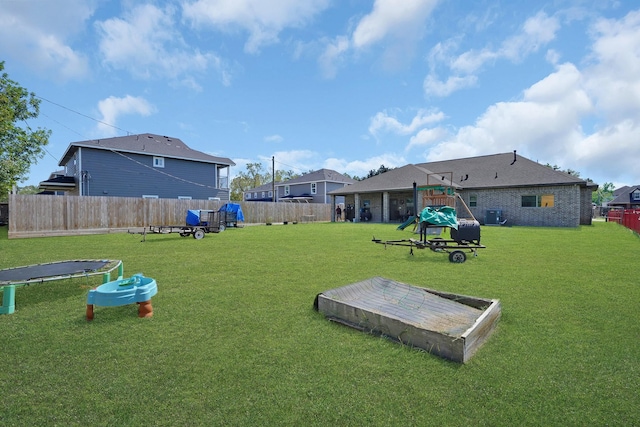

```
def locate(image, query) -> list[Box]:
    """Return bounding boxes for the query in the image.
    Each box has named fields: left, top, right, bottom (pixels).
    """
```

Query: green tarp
left=419, top=206, right=458, bottom=229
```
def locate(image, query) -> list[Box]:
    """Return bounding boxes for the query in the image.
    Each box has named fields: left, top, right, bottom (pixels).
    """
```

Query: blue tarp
left=419, top=206, right=458, bottom=230
left=219, top=203, right=244, bottom=222
left=186, top=209, right=204, bottom=226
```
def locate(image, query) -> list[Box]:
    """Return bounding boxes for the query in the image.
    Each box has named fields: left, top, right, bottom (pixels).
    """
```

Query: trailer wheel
left=193, top=229, right=205, bottom=240
left=449, top=250, right=466, bottom=263
left=218, top=224, right=226, bottom=232
left=179, top=231, right=190, bottom=237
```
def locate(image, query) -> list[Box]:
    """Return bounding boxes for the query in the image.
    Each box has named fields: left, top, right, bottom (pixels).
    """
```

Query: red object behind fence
left=609, top=209, right=640, bottom=234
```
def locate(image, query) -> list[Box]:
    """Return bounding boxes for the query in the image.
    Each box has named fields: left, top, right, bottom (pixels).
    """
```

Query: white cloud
left=318, top=36, right=350, bottom=79
left=407, top=127, right=450, bottom=151
left=452, top=11, right=560, bottom=74
left=423, top=74, right=478, bottom=97
left=320, top=0, right=439, bottom=77
left=0, top=0, right=93, bottom=80
left=182, top=0, right=330, bottom=53
left=96, top=4, right=229, bottom=85
left=96, top=95, right=156, bottom=136
left=264, top=134, right=283, bottom=143
left=585, top=10, right=640, bottom=123
left=259, top=150, right=316, bottom=173
left=426, top=11, right=560, bottom=97
left=426, top=62, right=592, bottom=163
left=324, top=153, right=407, bottom=178
left=351, top=0, right=439, bottom=49
left=369, top=109, right=445, bottom=137
left=420, top=7, right=640, bottom=186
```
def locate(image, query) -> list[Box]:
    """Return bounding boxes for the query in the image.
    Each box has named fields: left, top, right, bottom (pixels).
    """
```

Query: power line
left=35, top=95, right=131, bottom=135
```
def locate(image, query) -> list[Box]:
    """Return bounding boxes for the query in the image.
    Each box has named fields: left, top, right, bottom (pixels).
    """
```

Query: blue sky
left=3, top=0, right=640, bottom=188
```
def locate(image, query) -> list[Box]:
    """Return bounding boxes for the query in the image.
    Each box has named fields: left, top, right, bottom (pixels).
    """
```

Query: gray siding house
left=607, top=185, right=640, bottom=209
left=39, top=133, right=235, bottom=200
left=244, top=169, right=355, bottom=204
left=243, top=182, right=278, bottom=202
left=329, top=152, right=597, bottom=227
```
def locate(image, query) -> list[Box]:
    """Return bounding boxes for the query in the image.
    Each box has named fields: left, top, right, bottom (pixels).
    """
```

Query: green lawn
left=0, top=222, right=638, bottom=426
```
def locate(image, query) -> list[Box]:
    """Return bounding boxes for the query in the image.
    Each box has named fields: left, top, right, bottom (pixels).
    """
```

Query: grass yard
left=0, top=221, right=638, bottom=426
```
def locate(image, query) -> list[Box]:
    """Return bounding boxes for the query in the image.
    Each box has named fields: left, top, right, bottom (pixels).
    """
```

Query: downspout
left=413, top=182, right=418, bottom=215
left=78, top=148, right=83, bottom=196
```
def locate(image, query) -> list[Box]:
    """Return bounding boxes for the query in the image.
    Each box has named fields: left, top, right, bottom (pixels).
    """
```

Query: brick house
left=329, top=152, right=597, bottom=227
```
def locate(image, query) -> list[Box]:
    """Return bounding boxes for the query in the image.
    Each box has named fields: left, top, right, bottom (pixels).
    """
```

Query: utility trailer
left=373, top=181, right=486, bottom=263
left=132, top=209, right=225, bottom=241
left=218, top=203, right=245, bottom=228
left=373, top=217, right=486, bottom=263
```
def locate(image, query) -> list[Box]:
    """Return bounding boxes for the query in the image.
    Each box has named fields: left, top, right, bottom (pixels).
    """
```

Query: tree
left=593, top=182, right=615, bottom=206
left=15, top=184, right=39, bottom=195
left=364, top=164, right=394, bottom=179
left=229, top=162, right=299, bottom=200
left=0, top=61, right=51, bottom=196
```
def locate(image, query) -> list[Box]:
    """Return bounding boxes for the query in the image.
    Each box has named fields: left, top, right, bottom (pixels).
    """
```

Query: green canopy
left=419, top=206, right=458, bottom=229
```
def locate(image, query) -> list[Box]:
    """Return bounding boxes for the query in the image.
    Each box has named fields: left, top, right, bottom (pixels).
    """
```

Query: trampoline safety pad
left=314, top=277, right=501, bottom=363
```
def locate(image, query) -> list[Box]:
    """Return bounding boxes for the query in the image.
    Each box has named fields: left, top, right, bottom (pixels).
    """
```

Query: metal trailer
left=373, top=183, right=486, bottom=263
left=218, top=203, right=245, bottom=228
left=373, top=219, right=486, bottom=263
left=135, top=209, right=226, bottom=241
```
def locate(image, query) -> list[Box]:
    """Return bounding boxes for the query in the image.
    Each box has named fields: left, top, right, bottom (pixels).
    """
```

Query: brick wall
left=460, top=185, right=583, bottom=227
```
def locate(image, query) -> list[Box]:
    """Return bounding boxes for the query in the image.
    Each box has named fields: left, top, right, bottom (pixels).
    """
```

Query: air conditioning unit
left=485, top=209, right=502, bottom=225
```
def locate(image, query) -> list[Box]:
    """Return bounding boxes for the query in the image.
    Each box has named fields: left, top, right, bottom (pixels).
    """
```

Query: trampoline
left=0, top=260, right=118, bottom=284
left=0, top=260, right=123, bottom=315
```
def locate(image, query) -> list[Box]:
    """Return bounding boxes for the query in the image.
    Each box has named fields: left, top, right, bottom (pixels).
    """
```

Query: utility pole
left=272, top=156, right=275, bottom=203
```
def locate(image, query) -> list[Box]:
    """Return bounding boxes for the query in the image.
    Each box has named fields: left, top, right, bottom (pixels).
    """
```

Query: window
left=284, top=185, right=290, bottom=196
left=253, top=192, right=257, bottom=199
left=261, top=192, right=266, bottom=198
left=268, top=191, right=273, bottom=197
left=541, top=194, right=554, bottom=207
left=469, top=195, right=477, bottom=207
left=522, top=194, right=554, bottom=207
left=178, top=196, right=192, bottom=200
left=632, top=190, right=640, bottom=201
left=246, top=193, right=252, bottom=200
left=142, top=195, right=158, bottom=199
left=311, top=182, right=317, bottom=194
left=153, top=157, right=165, bottom=168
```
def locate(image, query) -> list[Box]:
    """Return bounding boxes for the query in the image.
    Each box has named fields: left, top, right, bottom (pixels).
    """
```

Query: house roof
left=59, top=133, right=235, bottom=167
left=608, top=185, right=640, bottom=205
left=330, top=152, right=595, bottom=195
left=276, top=169, right=356, bottom=187
left=38, top=175, right=76, bottom=191
left=331, top=164, right=453, bottom=195
left=245, top=182, right=279, bottom=193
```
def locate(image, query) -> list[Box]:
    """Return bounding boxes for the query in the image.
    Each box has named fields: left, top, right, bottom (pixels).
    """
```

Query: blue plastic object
left=219, top=203, right=244, bottom=222
left=186, top=209, right=203, bottom=226
left=87, top=274, right=157, bottom=307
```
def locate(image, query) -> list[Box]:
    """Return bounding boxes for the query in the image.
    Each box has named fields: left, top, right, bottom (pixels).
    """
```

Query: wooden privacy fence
left=7, top=195, right=331, bottom=239
left=607, top=209, right=640, bottom=234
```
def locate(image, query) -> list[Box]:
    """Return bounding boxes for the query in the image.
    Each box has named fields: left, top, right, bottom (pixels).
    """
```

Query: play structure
left=373, top=174, right=486, bottom=263
left=86, top=273, right=158, bottom=320
left=315, top=277, right=501, bottom=363
left=132, top=203, right=244, bottom=241
left=0, top=260, right=123, bottom=315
